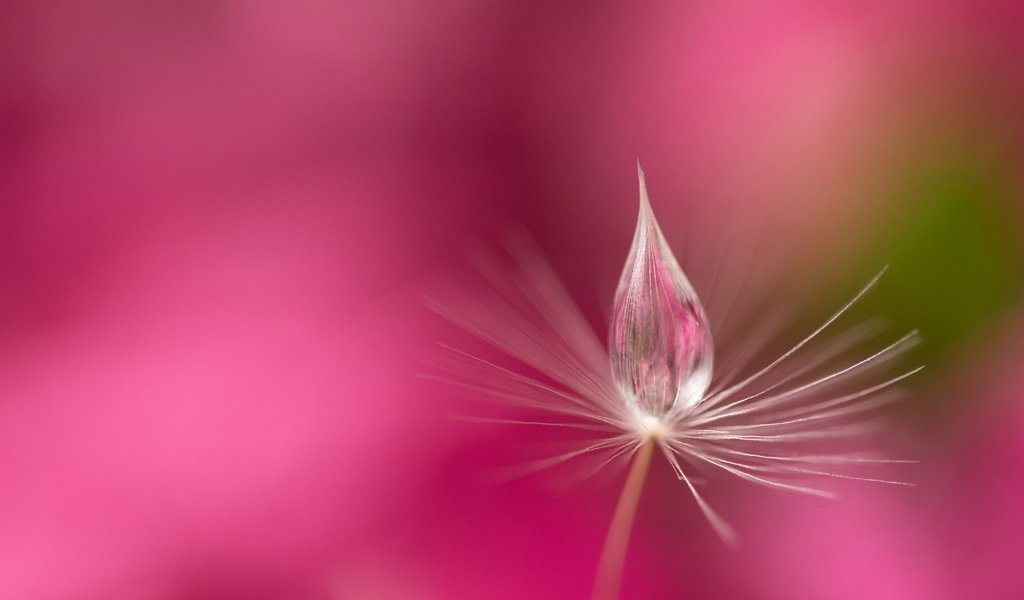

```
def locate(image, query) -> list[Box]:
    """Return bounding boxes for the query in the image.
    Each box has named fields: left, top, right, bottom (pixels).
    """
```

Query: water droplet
left=609, top=166, right=713, bottom=417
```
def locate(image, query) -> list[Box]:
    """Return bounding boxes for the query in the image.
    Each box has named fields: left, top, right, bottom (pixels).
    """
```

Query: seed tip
left=636, top=161, right=651, bottom=211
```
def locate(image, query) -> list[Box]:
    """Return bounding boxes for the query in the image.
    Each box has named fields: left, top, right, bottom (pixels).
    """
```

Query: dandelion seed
left=431, top=164, right=920, bottom=600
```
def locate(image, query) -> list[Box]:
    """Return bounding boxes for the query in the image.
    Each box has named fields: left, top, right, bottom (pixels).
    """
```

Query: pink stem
left=591, top=440, right=654, bottom=600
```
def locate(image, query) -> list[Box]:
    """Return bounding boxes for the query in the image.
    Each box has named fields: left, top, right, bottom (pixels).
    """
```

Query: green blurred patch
left=846, top=146, right=1024, bottom=386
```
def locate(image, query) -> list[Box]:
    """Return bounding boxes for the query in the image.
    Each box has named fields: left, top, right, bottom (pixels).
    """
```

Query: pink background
left=1, top=2, right=1023, bottom=598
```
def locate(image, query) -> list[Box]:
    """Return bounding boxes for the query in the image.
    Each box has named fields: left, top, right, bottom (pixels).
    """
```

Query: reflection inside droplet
left=609, top=166, right=714, bottom=417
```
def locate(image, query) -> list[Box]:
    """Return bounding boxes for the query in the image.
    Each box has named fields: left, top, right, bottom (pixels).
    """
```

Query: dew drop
left=609, top=166, right=713, bottom=417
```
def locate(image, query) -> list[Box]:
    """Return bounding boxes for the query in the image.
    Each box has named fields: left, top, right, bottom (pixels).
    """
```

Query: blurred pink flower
left=0, top=0, right=1021, bottom=598
left=0, top=2, right=511, bottom=597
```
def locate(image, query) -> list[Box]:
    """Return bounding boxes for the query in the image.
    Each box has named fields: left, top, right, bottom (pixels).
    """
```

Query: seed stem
left=591, top=439, right=654, bottom=600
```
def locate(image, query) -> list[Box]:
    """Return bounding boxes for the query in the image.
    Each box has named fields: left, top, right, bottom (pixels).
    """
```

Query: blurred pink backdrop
left=1, top=1, right=1023, bottom=598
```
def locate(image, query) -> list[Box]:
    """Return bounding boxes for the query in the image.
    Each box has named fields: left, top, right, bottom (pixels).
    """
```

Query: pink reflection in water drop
left=610, top=167, right=714, bottom=418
